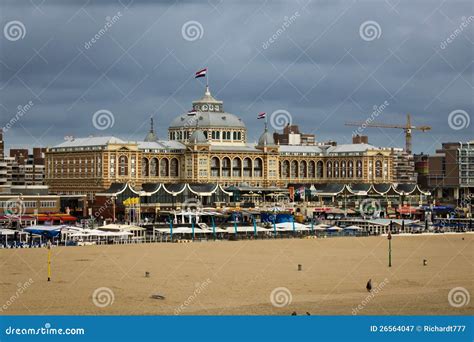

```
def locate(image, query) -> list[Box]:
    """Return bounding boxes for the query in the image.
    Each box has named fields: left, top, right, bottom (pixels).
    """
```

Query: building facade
left=427, top=141, right=473, bottom=203
left=45, top=87, right=395, bottom=195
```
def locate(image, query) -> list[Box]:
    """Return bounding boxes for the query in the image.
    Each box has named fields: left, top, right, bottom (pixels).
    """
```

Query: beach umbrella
left=311, top=220, right=314, bottom=235
left=192, top=217, right=195, bottom=241
left=273, top=217, right=277, bottom=237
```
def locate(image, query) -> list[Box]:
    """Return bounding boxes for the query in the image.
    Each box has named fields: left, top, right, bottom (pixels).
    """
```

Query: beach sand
left=0, top=234, right=472, bottom=315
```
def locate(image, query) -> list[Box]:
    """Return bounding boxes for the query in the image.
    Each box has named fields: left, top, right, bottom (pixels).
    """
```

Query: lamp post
left=388, top=221, right=392, bottom=267
left=47, top=240, right=52, bottom=281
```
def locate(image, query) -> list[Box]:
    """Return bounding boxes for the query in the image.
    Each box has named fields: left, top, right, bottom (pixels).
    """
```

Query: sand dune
left=0, top=234, right=472, bottom=315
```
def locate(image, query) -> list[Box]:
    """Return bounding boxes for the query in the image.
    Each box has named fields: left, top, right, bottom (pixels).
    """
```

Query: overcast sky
left=1, top=0, right=472, bottom=154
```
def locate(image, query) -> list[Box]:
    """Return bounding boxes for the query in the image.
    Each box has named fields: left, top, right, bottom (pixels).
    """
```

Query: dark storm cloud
left=1, top=0, right=472, bottom=153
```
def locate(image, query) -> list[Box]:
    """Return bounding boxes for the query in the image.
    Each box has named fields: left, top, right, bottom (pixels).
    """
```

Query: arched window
left=281, top=160, right=290, bottom=178
left=160, top=158, right=169, bottom=177
left=375, top=160, right=382, bottom=178
left=334, top=161, right=339, bottom=178
left=317, top=161, right=324, bottom=178
left=299, top=161, right=307, bottom=178
left=254, top=158, right=263, bottom=177
left=141, top=158, right=149, bottom=177
left=150, top=158, right=158, bottom=177
left=356, top=160, right=363, bottom=178
left=243, top=158, right=252, bottom=177
left=211, top=157, right=220, bottom=177
left=232, top=158, right=242, bottom=177
left=308, top=161, right=315, bottom=178
left=222, top=157, right=231, bottom=177
left=348, top=161, right=354, bottom=178
left=170, top=158, right=179, bottom=177
left=326, top=161, right=332, bottom=178
left=341, top=161, right=346, bottom=178
left=119, top=156, right=128, bottom=176
left=290, top=160, right=298, bottom=178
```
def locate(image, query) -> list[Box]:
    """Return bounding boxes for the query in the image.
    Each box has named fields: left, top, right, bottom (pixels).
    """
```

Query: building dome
left=258, top=130, right=276, bottom=146
left=189, top=129, right=208, bottom=144
left=169, top=86, right=246, bottom=130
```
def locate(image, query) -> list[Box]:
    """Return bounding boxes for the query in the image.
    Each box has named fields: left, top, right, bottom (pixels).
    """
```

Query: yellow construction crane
left=345, top=113, right=431, bottom=154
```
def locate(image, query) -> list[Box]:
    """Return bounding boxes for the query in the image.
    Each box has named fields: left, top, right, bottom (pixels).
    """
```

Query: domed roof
left=170, top=112, right=246, bottom=129
left=189, top=129, right=208, bottom=144
left=169, top=86, right=246, bottom=130
left=258, top=130, right=276, bottom=146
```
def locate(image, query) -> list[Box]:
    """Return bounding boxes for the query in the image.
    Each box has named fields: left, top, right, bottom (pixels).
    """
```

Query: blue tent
left=23, top=226, right=62, bottom=238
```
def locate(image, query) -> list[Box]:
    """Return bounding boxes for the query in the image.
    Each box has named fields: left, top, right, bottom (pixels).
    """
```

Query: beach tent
left=313, top=224, right=330, bottom=230
left=274, top=222, right=310, bottom=231
left=23, top=225, right=62, bottom=238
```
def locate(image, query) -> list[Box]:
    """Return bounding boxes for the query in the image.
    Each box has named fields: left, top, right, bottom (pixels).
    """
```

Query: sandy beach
left=0, top=234, right=472, bottom=315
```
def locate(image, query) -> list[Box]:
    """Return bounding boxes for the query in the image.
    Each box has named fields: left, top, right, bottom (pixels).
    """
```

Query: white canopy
left=225, top=226, right=269, bottom=233
left=98, top=224, right=145, bottom=232
left=326, top=226, right=343, bottom=231
left=344, top=225, right=363, bottom=230
left=274, top=222, right=310, bottom=231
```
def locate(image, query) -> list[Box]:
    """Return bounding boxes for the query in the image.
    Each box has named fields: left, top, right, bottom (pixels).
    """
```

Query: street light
left=388, top=221, right=392, bottom=267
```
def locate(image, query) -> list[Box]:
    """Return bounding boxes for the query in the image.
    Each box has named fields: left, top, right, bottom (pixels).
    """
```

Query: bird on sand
left=366, top=279, right=372, bottom=292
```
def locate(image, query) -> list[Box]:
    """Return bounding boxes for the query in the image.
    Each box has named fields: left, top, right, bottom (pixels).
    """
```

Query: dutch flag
left=195, top=68, right=207, bottom=78
left=257, top=112, right=266, bottom=119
